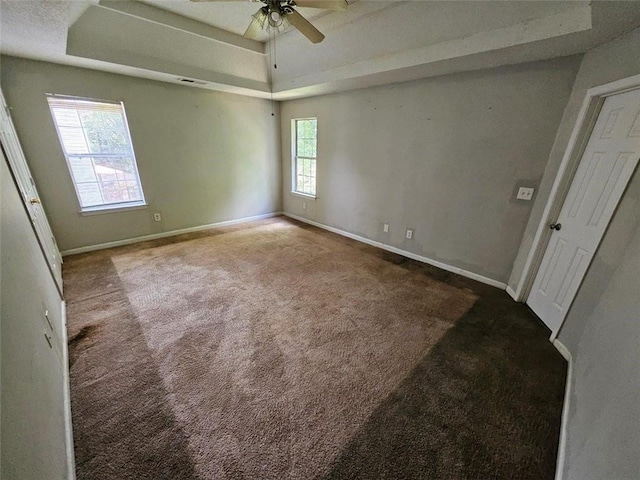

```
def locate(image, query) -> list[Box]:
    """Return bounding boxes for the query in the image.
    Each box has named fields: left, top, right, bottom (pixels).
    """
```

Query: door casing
left=0, top=88, right=63, bottom=297
left=509, top=73, right=640, bottom=340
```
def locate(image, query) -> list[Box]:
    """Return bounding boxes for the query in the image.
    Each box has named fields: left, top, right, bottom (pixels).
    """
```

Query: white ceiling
left=2, top=1, right=640, bottom=100
left=141, top=0, right=331, bottom=42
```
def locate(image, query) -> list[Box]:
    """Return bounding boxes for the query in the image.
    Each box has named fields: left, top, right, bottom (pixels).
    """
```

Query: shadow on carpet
left=64, top=217, right=566, bottom=480
left=323, top=294, right=566, bottom=480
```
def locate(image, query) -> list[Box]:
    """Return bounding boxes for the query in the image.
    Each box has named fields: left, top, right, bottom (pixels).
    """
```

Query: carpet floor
left=64, top=217, right=566, bottom=480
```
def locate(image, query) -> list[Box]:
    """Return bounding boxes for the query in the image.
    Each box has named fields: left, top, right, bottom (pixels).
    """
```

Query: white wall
left=1, top=152, right=71, bottom=479
left=281, top=57, right=581, bottom=284
left=0, top=56, right=281, bottom=251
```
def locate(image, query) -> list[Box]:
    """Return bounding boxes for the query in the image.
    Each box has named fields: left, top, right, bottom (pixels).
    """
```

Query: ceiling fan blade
left=293, top=0, right=347, bottom=11
left=286, top=9, right=325, bottom=43
left=244, top=9, right=267, bottom=39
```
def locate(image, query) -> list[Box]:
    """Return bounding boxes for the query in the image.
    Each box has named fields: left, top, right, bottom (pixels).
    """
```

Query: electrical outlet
left=383, top=223, right=389, bottom=233
left=517, top=187, right=535, bottom=201
left=406, top=229, right=413, bottom=239
left=303, top=202, right=307, bottom=210
left=153, top=213, right=162, bottom=222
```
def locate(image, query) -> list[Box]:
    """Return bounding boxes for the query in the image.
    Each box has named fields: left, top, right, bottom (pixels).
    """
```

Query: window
left=47, top=95, right=146, bottom=211
left=293, top=118, right=317, bottom=196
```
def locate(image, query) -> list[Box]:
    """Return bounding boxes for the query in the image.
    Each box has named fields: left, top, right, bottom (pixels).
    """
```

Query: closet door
left=0, top=88, right=63, bottom=295
left=527, top=87, right=640, bottom=335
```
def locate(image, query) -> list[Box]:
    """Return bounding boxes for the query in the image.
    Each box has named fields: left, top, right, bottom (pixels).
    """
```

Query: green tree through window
left=293, top=118, right=317, bottom=196
left=47, top=95, right=146, bottom=210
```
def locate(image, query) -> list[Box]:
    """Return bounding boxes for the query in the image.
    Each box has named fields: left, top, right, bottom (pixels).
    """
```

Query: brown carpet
left=64, top=217, right=566, bottom=480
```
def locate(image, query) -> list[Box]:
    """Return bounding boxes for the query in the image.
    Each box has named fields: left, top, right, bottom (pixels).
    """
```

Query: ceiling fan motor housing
left=262, top=1, right=296, bottom=28
left=247, top=0, right=338, bottom=43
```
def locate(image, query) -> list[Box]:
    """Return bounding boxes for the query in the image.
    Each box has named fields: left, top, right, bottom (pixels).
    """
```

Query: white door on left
left=0, top=88, right=63, bottom=294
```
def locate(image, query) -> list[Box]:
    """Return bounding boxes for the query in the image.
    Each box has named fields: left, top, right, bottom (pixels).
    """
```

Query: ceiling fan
left=191, top=0, right=348, bottom=44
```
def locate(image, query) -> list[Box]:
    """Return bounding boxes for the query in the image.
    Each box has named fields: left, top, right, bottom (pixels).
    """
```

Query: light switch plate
left=517, top=187, right=535, bottom=201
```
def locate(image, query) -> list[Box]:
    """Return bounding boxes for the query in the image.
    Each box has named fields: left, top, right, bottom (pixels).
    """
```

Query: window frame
left=46, top=94, right=147, bottom=214
left=291, top=117, right=318, bottom=198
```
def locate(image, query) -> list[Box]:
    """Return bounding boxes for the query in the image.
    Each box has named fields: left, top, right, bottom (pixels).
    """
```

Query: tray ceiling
left=2, top=1, right=640, bottom=100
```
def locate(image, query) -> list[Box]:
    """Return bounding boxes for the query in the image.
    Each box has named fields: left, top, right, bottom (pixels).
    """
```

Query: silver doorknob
left=550, top=223, right=562, bottom=231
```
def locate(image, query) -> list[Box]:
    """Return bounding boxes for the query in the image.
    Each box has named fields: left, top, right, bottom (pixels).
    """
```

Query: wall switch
left=406, top=229, right=413, bottom=239
left=383, top=223, right=389, bottom=233
left=517, top=187, right=535, bottom=201
left=303, top=202, right=307, bottom=210
left=153, top=213, right=162, bottom=222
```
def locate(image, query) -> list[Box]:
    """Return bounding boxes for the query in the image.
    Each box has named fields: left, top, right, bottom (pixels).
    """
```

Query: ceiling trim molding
left=98, top=0, right=265, bottom=55
left=273, top=5, right=593, bottom=95
left=65, top=41, right=271, bottom=96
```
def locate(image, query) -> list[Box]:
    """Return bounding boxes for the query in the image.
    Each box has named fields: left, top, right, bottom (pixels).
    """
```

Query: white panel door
left=0, top=88, right=63, bottom=294
left=528, top=88, right=640, bottom=334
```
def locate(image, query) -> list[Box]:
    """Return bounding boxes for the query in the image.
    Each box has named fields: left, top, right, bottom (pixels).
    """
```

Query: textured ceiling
left=140, top=0, right=330, bottom=41
left=0, top=0, right=73, bottom=57
left=2, top=1, right=640, bottom=100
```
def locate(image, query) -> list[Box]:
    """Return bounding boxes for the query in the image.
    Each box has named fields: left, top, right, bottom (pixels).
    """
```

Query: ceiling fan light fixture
left=237, top=0, right=347, bottom=43
left=268, top=10, right=282, bottom=26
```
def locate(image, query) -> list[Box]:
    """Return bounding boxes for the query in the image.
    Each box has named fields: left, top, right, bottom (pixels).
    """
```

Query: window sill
left=79, top=203, right=148, bottom=216
left=290, top=191, right=317, bottom=200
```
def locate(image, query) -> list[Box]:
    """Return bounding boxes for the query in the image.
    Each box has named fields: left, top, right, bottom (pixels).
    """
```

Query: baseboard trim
left=553, top=338, right=572, bottom=480
left=506, top=285, right=520, bottom=301
left=61, top=212, right=282, bottom=256
left=552, top=338, right=571, bottom=361
left=283, top=213, right=507, bottom=290
left=61, top=301, right=77, bottom=480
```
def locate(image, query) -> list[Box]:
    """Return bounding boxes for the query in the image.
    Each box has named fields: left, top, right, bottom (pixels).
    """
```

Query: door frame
left=510, top=72, right=640, bottom=340
left=0, top=88, right=64, bottom=297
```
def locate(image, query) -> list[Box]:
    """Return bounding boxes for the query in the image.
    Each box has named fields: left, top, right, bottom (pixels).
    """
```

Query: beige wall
left=508, top=27, right=640, bottom=290
left=281, top=57, right=581, bottom=283
left=559, top=166, right=640, bottom=480
left=1, top=153, right=71, bottom=479
left=0, top=56, right=281, bottom=251
left=523, top=27, right=640, bottom=480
